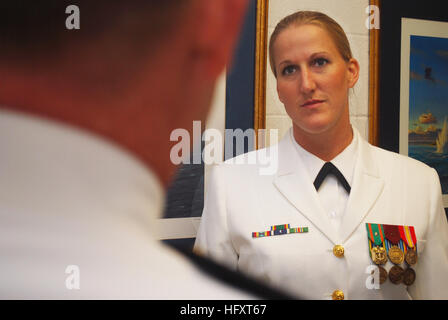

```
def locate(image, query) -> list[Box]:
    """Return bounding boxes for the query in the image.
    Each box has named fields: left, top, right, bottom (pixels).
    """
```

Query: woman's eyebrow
left=278, top=51, right=330, bottom=67
left=278, top=59, right=293, bottom=68
left=309, top=51, right=329, bottom=59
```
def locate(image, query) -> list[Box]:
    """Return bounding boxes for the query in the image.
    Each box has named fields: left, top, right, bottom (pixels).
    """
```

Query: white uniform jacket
left=195, top=127, right=448, bottom=299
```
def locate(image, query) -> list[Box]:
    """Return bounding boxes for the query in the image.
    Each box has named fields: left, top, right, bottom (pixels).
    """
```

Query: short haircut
left=0, top=0, right=188, bottom=62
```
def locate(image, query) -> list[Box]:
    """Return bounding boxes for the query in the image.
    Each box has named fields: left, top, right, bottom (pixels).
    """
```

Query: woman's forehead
left=274, top=24, right=338, bottom=57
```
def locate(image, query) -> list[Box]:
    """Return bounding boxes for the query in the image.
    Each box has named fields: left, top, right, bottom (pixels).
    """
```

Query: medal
left=400, top=225, right=418, bottom=264
left=371, top=246, right=387, bottom=265
left=389, top=265, right=404, bottom=284
left=384, top=224, right=404, bottom=264
left=378, top=265, right=388, bottom=284
left=400, top=225, right=418, bottom=269
left=403, top=267, right=416, bottom=286
left=388, top=245, right=405, bottom=265
left=366, top=223, right=419, bottom=287
left=367, top=223, right=388, bottom=264
left=369, top=265, right=387, bottom=286
left=405, top=248, right=418, bottom=265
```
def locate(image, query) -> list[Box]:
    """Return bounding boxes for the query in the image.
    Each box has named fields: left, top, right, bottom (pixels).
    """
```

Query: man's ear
left=192, top=0, right=249, bottom=79
left=347, top=58, right=360, bottom=89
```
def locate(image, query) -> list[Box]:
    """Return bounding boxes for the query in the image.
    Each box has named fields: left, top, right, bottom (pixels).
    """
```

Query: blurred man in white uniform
left=0, top=0, right=290, bottom=299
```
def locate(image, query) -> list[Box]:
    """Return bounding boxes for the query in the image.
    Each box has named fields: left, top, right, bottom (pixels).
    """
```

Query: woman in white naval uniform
left=194, top=11, right=448, bottom=299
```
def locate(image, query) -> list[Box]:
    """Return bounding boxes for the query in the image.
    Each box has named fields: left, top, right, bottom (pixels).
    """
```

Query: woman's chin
left=293, top=120, right=334, bottom=136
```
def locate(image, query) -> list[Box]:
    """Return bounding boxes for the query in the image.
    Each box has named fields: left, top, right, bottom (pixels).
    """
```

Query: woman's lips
left=301, top=99, right=325, bottom=108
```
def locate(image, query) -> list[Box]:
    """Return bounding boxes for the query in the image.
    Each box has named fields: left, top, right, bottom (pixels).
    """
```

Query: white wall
left=265, top=0, right=370, bottom=145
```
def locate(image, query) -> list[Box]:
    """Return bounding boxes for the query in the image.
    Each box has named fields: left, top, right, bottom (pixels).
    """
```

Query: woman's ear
left=346, top=58, right=360, bottom=88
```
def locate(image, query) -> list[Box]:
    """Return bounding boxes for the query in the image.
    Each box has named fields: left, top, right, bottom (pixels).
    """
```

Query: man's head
left=0, top=0, right=248, bottom=186
left=0, top=2, right=181, bottom=57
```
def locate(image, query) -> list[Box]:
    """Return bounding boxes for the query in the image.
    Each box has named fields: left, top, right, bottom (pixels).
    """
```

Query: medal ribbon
left=399, top=225, right=417, bottom=249
left=385, top=238, right=390, bottom=252
left=383, top=224, right=401, bottom=244
left=367, top=223, right=385, bottom=246
left=368, top=238, right=373, bottom=258
left=405, top=226, right=417, bottom=249
left=366, top=223, right=374, bottom=242
left=399, top=239, right=407, bottom=254
left=253, top=224, right=306, bottom=238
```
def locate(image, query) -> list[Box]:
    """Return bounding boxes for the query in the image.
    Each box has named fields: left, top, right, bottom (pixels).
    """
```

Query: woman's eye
left=281, top=65, right=297, bottom=76
left=312, top=58, right=329, bottom=67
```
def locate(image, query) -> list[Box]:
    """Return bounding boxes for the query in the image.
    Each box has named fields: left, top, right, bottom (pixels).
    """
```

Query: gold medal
left=371, top=246, right=387, bottom=265
left=388, top=245, right=404, bottom=265
left=405, top=248, right=418, bottom=265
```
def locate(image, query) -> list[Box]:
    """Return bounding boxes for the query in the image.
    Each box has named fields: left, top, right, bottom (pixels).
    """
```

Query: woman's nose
left=299, top=68, right=316, bottom=93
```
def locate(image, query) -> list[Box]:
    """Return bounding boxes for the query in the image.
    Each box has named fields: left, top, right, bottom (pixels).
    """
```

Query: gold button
left=333, top=245, right=344, bottom=258
left=332, top=290, right=344, bottom=300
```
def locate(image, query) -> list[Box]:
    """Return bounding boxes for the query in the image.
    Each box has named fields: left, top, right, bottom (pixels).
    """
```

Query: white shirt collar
left=290, top=126, right=358, bottom=186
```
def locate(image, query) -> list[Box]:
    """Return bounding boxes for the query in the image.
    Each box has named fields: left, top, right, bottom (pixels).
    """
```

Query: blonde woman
left=195, top=11, right=448, bottom=299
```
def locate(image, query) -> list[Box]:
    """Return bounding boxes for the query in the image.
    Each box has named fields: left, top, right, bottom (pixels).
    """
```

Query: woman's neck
left=293, top=124, right=354, bottom=161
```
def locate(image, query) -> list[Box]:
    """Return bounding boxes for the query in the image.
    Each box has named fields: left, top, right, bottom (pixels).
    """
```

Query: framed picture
left=400, top=18, right=448, bottom=205
left=254, top=0, right=268, bottom=143
left=372, top=0, right=448, bottom=208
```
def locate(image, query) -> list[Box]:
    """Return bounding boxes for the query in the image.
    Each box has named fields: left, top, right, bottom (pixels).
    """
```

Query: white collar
left=290, top=126, right=358, bottom=186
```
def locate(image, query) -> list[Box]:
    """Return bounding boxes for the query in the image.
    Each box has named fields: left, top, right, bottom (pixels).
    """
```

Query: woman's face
left=273, top=24, right=359, bottom=137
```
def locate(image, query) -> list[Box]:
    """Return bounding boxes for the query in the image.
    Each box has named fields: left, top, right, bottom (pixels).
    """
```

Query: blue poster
left=408, top=35, right=448, bottom=193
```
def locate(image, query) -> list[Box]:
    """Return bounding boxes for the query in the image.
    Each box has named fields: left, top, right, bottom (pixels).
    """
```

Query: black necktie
left=313, top=162, right=351, bottom=194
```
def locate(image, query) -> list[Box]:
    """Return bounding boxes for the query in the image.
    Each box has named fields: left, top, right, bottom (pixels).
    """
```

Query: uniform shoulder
left=207, top=144, right=278, bottom=179
left=221, top=143, right=277, bottom=166
left=369, top=144, right=435, bottom=175
left=222, top=148, right=260, bottom=165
